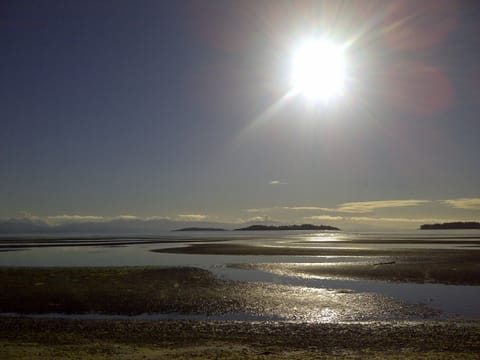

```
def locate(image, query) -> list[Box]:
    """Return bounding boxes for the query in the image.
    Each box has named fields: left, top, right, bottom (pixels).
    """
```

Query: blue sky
left=1, top=0, right=480, bottom=230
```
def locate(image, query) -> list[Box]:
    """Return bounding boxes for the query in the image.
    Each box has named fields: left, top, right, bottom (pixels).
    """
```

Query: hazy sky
left=2, top=0, right=480, bottom=230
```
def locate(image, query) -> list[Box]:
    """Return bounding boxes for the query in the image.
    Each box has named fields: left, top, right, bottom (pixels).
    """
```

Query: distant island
left=235, top=224, right=340, bottom=231
left=173, top=227, right=227, bottom=232
left=420, top=222, right=480, bottom=230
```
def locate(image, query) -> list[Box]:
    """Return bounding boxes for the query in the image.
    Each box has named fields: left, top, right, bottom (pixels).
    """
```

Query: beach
left=2, top=317, right=480, bottom=359
left=1, top=231, right=479, bottom=358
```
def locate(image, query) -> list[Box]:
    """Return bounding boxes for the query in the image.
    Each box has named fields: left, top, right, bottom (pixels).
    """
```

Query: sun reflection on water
left=293, top=233, right=344, bottom=243
left=314, top=308, right=339, bottom=323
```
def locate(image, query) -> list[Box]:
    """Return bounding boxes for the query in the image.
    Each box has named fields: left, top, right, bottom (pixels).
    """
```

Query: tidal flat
left=0, top=266, right=438, bottom=320
left=1, top=266, right=480, bottom=359
left=155, top=243, right=480, bottom=285
left=1, top=232, right=480, bottom=358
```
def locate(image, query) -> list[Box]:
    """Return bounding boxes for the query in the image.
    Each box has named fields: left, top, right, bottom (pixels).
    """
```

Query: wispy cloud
left=346, top=216, right=437, bottom=223
left=305, top=215, right=344, bottom=221
left=114, top=215, right=139, bottom=220
left=245, top=200, right=429, bottom=214
left=245, top=216, right=272, bottom=222
left=177, top=214, right=208, bottom=221
left=0, top=213, right=221, bottom=234
left=16, top=211, right=44, bottom=222
left=233, top=215, right=279, bottom=225
left=245, top=207, right=275, bottom=213
left=282, top=206, right=335, bottom=211
left=9, top=213, right=199, bottom=225
left=269, top=180, right=287, bottom=185
left=45, top=214, right=140, bottom=224
left=246, top=206, right=334, bottom=213
left=443, top=198, right=480, bottom=210
left=145, top=216, right=172, bottom=221
left=306, top=215, right=467, bottom=223
left=335, top=200, right=430, bottom=213
left=46, top=215, right=106, bottom=224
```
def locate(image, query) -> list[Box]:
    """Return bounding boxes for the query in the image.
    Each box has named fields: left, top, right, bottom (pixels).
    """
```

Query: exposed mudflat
left=0, top=267, right=438, bottom=321
left=151, top=242, right=480, bottom=257
left=232, top=258, right=480, bottom=286
left=0, top=236, right=232, bottom=249
left=2, top=233, right=480, bottom=358
left=154, top=243, right=480, bottom=285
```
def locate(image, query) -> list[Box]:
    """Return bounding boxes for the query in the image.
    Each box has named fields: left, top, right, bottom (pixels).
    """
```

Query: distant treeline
left=235, top=224, right=340, bottom=231
left=420, top=222, right=480, bottom=230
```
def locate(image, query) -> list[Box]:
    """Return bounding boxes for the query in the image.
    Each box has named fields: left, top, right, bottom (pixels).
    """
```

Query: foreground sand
left=0, top=267, right=438, bottom=320
left=1, top=255, right=479, bottom=358
left=1, top=266, right=480, bottom=358
left=1, top=318, right=480, bottom=359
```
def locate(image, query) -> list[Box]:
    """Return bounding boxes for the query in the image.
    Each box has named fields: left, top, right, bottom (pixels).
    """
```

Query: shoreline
left=2, top=241, right=479, bottom=358
left=0, top=266, right=440, bottom=321
left=1, top=265, right=479, bottom=358
left=1, top=317, right=480, bottom=359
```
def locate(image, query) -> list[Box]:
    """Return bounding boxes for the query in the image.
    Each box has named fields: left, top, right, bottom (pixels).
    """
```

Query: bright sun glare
left=291, top=39, right=346, bottom=102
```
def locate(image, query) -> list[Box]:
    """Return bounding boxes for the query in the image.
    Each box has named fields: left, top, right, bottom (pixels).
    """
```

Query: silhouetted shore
left=235, top=223, right=340, bottom=231
left=420, top=221, right=480, bottom=230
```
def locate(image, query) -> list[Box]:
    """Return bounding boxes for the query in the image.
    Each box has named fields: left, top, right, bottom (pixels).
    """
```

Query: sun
left=291, top=39, right=346, bottom=102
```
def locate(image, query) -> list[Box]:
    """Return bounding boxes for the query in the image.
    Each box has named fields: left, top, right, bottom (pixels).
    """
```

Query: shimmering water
left=213, top=265, right=480, bottom=318
left=1, top=230, right=479, bottom=320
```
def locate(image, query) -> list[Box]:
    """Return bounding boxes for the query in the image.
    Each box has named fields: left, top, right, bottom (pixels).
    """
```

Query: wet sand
left=284, top=261, right=480, bottom=285
left=1, top=244, right=479, bottom=358
left=0, top=236, right=232, bottom=249
left=0, top=266, right=479, bottom=358
left=1, top=318, right=480, bottom=359
left=151, top=242, right=480, bottom=257
left=233, top=258, right=480, bottom=286
left=154, top=243, right=480, bottom=285
left=0, top=267, right=437, bottom=320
